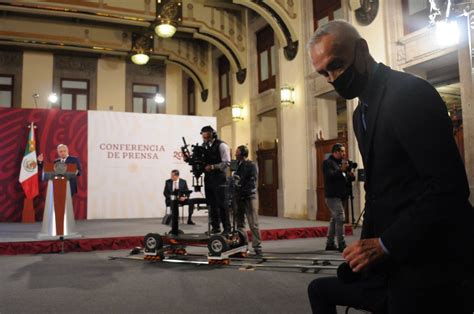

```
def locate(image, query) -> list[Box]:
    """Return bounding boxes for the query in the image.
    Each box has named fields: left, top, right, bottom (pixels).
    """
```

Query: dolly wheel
left=144, top=233, right=163, bottom=253
left=208, top=235, right=229, bottom=256
left=230, top=230, right=248, bottom=248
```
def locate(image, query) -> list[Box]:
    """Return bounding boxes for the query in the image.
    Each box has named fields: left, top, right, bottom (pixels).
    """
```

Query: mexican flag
left=19, top=122, right=39, bottom=199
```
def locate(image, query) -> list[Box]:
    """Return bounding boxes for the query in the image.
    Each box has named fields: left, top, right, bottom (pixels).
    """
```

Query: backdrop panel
left=87, top=111, right=215, bottom=219
left=0, top=108, right=88, bottom=222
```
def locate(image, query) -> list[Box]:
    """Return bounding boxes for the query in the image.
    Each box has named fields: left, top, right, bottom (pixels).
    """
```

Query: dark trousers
left=308, top=276, right=387, bottom=314
left=204, top=172, right=230, bottom=232
left=235, top=195, right=261, bottom=250
left=308, top=275, right=473, bottom=314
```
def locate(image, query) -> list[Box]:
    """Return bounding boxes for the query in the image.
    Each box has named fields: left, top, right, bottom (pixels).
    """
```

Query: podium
left=37, top=162, right=81, bottom=240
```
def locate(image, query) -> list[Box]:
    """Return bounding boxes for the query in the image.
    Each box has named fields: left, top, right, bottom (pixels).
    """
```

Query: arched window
left=257, top=25, right=276, bottom=93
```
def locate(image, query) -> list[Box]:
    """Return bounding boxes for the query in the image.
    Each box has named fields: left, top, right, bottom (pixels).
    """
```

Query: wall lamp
left=154, top=93, right=165, bottom=104
left=48, top=93, right=58, bottom=104
left=232, top=105, right=244, bottom=121
left=280, top=85, right=295, bottom=107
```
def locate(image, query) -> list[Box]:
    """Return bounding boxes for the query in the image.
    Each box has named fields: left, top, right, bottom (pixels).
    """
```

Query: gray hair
left=57, top=144, right=68, bottom=150
left=307, top=20, right=362, bottom=52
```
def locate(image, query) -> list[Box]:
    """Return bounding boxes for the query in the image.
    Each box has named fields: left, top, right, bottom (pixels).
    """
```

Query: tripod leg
left=350, top=196, right=355, bottom=225
left=353, top=208, right=365, bottom=229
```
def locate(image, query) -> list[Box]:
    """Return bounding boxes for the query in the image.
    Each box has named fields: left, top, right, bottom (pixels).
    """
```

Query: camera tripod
left=347, top=182, right=364, bottom=229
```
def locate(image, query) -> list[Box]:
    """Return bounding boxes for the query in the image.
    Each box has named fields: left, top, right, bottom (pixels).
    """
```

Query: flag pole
left=21, top=122, right=37, bottom=223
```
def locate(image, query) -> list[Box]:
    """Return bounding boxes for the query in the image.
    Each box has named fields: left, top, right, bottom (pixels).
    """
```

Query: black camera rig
left=181, top=137, right=207, bottom=191
left=346, top=159, right=358, bottom=171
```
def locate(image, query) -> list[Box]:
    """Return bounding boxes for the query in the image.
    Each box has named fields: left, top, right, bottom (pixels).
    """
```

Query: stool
left=165, top=203, right=187, bottom=224
left=188, top=197, right=208, bottom=211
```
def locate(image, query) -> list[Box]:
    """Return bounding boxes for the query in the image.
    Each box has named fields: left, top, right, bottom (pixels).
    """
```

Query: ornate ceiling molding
left=154, top=37, right=210, bottom=101
left=0, top=1, right=154, bottom=22
left=180, top=1, right=248, bottom=84
left=233, top=0, right=298, bottom=60
left=0, top=16, right=130, bottom=51
left=0, top=0, right=299, bottom=85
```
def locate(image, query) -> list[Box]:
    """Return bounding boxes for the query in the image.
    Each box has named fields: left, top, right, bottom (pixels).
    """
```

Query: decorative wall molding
left=0, top=50, right=21, bottom=67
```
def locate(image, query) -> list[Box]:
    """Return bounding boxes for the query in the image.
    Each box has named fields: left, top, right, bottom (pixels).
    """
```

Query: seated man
left=163, top=170, right=193, bottom=235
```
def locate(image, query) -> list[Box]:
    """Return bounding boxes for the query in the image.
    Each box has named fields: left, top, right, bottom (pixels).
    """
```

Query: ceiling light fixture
left=155, top=0, right=182, bottom=39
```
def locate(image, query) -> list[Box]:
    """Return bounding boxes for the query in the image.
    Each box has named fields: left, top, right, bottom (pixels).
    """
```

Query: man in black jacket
left=233, top=145, right=262, bottom=255
left=322, top=143, right=351, bottom=252
left=307, top=20, right=473, bottom=314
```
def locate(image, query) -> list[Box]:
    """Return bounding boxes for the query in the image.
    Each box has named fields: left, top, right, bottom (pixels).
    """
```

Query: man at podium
left=36, top=143, right=82, bottom=239
left=38, top=144, right=82, bottom=195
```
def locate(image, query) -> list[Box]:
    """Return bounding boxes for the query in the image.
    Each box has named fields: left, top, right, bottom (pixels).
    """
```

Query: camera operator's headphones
left=237, top=145, right=249, bottom=157
left=200, top=125, right=218, bottom=139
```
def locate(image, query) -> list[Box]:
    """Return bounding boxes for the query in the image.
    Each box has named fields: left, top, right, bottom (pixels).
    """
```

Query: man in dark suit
left=322, top=143, right=353, bottom=252
left=163, top=169, right=192, bottom=235
left=233, top=145, right=262, bottom=255
left=38, top=144, right=82, bottom=196
left=307, top=20, right=473, bottom=314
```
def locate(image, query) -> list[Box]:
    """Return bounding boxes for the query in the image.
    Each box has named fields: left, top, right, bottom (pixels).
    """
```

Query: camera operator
left=200, top=126, right=231, bottom=234
left=322, top=143, right=354, bottom=252
left=233, top=145, right=262, bottom=255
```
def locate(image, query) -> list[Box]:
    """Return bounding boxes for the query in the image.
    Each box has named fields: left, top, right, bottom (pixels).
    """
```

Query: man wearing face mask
left=307, top=20, right=473, bottom=314
left=200, top=126, right=231, bottom=234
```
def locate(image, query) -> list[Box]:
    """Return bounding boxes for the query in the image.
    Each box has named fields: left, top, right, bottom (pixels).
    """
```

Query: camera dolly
left=142, top=230, right=249, bottom=265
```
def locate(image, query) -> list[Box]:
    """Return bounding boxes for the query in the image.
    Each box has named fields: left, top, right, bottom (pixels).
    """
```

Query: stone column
left=458, top=13, right=474, bottom=204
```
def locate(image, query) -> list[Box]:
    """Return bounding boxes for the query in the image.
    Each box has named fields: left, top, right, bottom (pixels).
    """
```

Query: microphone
left=337, top=262, right=362, bottom=283
left=32, top=93, right=39, bottom=108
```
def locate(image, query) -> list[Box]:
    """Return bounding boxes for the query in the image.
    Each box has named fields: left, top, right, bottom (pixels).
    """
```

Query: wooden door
left=257, top=145, right=278, bottom=216
left=315, top=137, right=349, bottom=221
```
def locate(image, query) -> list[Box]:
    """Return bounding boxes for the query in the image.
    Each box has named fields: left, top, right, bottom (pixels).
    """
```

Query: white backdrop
left=87, top=111, right=215, bottom=219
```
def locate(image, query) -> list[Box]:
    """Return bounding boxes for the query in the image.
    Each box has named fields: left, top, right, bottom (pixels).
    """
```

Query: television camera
left=181, top=137, right=207, bottom=191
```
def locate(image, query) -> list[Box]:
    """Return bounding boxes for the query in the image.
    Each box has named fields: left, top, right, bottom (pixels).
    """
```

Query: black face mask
left=329, top=56, right=368, bottom=100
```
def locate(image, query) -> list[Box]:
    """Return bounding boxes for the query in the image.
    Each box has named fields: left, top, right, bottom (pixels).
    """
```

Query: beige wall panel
left=232, top=69, right=251, bottom=153
left=220, top=124, right=233, bottom=147
left=316, top=98, right=338, bottom=140
left=97, top=56, right=126, bottom=111
left=257, top=115, right=277, bottom=145
left=21, top=51, right=53, bottom=108
left=165, top=64, right=183, bottom=115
